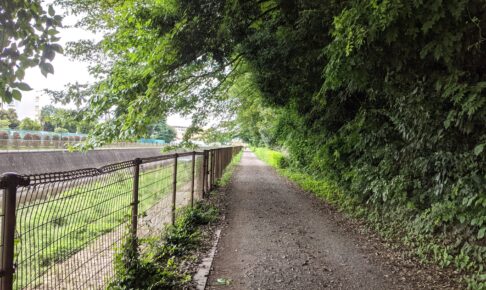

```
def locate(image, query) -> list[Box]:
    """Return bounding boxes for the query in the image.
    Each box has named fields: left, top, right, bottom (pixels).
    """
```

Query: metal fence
left=0, top=146, right=242, bottom=290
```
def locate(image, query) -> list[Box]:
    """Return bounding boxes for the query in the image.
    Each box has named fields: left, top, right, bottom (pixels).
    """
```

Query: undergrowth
left=108, top=202, right=219, bottom=289
left=252, top=147, right=486, bottom=289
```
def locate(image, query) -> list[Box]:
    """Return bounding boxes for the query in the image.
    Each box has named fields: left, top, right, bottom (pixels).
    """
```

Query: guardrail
left=0, top=146, right=242, bottom=289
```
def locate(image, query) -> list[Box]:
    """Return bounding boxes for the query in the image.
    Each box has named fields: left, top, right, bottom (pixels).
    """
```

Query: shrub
left=12, top=132, right=20, bottom=147
left=23, top=133, right=33, bottom=147
left=54, top=127, right=69, bottom=133
left=32, top=134, right=41, bottom=147
left=43, top=135, right=51, bottom=146
left=0, top=131, right=8, bottom=147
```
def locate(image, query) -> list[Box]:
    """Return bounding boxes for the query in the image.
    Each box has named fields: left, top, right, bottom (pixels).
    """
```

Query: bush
left=43, top=135, right=51, bottom=146
left=12, top=132, right=20, bottom=147
left=0, top=131, right=8, bottom=147
left=23, top=133, right=32, bottom=147
left=54, top=127, right=69, bottom=134
left=32, top=134, right=41, bottom=147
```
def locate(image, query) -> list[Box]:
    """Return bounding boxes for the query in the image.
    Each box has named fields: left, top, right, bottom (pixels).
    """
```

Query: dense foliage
left=0, top=108, right=20, bottom=129
left=18, top=117, right=41, bottom=130
left=40, top=105, right=94, bottom=133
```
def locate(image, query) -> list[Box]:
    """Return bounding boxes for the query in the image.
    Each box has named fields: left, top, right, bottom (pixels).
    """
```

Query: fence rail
left=0, top=146, right=242, bottom=290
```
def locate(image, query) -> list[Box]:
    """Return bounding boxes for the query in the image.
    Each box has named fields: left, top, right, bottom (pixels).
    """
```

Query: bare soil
left=206, top=151, right=461, bottom=290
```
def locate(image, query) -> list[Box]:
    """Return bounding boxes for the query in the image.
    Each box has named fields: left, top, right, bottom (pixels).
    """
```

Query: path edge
left=193, top=228, right=222, bottom=290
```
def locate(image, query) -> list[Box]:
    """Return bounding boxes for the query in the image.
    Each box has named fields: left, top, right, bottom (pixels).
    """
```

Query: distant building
left=34, top=96, right=40, bottom=121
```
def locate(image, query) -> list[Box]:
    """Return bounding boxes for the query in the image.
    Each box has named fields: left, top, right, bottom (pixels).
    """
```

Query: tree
left=19, top=118, right=41, bottom=131
left=149, top=119, right=176, bottom=143
left=39, top=105, right=95, bottom=133
left=54, top=127, right=68, bottom=133
left=40, top=105, right=57, bottom=131
left=0, top=119, right=10, bottom=129
left=1, top=1, right=63, bottom=103
left=0, top=108, right=20, bottom=129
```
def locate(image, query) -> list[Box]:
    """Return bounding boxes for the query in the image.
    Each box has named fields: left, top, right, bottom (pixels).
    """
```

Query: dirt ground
left=206, top=151, right=461, bottom=290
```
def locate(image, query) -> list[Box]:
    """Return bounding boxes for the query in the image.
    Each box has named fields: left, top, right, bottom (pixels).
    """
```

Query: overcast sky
left=15, top=11, right=191, bottom=127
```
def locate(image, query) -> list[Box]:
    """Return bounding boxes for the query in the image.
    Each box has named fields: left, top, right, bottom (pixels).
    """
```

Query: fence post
left=190, top=151, right=195, bottom=207
left=209, top=150, right=213, bottom=191
left=0, top=173, right=29, bottom=290
left=131, top=158, right=141, bottom=247
left=211, top=150, right=216, bottom=190
left=172, top=153, right=178, bottom=225
left=202, top=150, right=207, bottom=197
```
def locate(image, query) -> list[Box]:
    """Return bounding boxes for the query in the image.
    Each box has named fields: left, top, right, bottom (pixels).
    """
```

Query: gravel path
left=207, top=151, right=459, bottom=290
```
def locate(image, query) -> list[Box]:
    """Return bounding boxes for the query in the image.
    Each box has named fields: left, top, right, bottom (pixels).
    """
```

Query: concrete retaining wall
left=0, top=148, right=164, bottom=175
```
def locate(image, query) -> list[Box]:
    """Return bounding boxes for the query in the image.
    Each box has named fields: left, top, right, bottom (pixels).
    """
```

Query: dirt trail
left=207, top=151, right=459, bottom=290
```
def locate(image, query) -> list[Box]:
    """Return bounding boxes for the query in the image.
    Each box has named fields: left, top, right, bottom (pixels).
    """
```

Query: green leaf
left=474, top=144, right=484, bottom=156
left=48, top=5, right=55, bottom=17
left=50, top=44, right=63, bottom=54
left=13, top=82, right=32, bottom=91
left=478, top=227, right=486, bottom=240
left=48, top=29, right=59, bottom=35
left=3, top=90, right=12, bottom=103
left=40, top=62, right=54, bottom=77
left=15, top=68, right=25, bottom=80
left=11, top=89, right=22, bottom=101
left=44, top=48, right=56, bottom=61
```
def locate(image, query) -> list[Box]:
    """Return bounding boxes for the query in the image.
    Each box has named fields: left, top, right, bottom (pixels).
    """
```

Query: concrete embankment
left=0, top=148, right=164, bottom=175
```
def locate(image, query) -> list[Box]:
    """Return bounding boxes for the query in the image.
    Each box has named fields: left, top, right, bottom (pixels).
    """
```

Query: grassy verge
left=252, top=147, right=486, bottom=289
left=217, top=151, right=243, bottom=187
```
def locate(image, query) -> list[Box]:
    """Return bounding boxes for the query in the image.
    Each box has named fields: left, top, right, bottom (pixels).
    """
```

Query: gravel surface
left=206, top=151, right=460, bottom=290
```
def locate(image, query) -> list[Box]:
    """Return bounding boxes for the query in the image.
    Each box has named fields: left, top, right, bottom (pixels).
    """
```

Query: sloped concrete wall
left=0, top=148, right=164, bottom=175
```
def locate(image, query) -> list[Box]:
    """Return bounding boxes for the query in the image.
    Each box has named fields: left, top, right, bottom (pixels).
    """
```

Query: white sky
left=14, top=11, right=191, bottom=127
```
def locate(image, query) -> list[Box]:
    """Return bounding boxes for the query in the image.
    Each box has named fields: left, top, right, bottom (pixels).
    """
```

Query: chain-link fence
left=0, top=146, right=242, bottom=290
